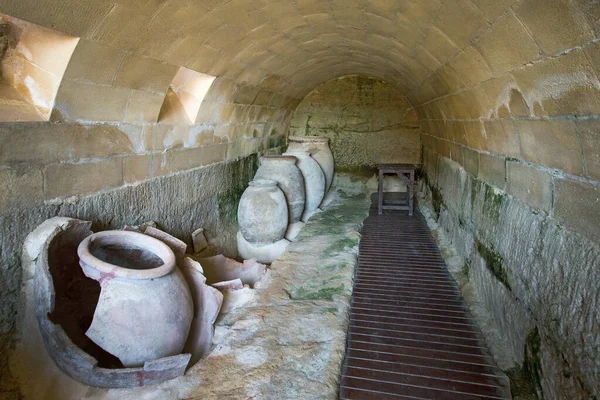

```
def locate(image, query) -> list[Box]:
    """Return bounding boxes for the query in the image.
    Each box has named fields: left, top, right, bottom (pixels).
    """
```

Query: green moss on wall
left=483, top=183, right=505, bottom=224
left=268, top=134, right=286, bottom=148
left=504, top=328, right=544, bottom=399
left=470, top=177, right=505, bottom=224
left=461, top=261, right=470, bottom=282
left=217, top=155, right=259, bottom=227
left=470, top=177, right=481, bottom=211
left=217, top=186, right=245, bottom=226
left=524, top=327, right=544, bottom=399
left=476, top=239, right=511, bottom=291
left=431, top=184, right=444, bottom=219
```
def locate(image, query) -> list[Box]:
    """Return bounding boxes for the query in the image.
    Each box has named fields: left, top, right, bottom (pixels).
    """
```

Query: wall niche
left=158, top=67, right=215, bottom=125
left=0, top=13, right=79, bottom=122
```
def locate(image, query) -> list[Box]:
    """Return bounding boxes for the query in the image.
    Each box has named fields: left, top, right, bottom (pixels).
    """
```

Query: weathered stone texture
left=288, top=76, right=421, bottom=170
left=478, top=152, right=506, bottom=189
left=474, top=11, right=541, bottom=76
left=577, top=119, right=600, bottom=181
left=514, top=119, right=583, bottom=176
left=506, top=161, right=553, bottom=213
left=514, top=0, right=595, bottom=55
left=553, top=179, right=600, bottom=243
left=61, top=40, right=126, bottom=85
left=0, top=167, right=44, bottom=211
left=420, top=150, right=600, bottom=399
left=45, top=158, right=124, bottom=199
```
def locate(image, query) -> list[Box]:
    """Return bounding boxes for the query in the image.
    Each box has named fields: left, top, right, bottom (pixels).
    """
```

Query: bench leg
left=408, top=171, right=414, bottom=216
left=378, top=169, right=383, bottom=215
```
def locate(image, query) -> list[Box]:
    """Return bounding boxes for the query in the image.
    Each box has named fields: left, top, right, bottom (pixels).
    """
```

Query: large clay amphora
left=283, top=150, right=325, bottom=221
left=287, top=136, right=334, bottom=193
left=78, top=230, right=193, bottom=367
left=237, top=179, right=288, bottom=244
left=254, top=156, right=305, bottom=224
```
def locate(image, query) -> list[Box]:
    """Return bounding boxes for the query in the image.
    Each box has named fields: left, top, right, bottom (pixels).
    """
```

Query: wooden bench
left=377, top=163, right=416, bottom=216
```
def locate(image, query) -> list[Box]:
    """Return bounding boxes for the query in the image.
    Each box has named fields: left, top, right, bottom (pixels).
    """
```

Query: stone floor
left=10, top=183, right=371, bottom=400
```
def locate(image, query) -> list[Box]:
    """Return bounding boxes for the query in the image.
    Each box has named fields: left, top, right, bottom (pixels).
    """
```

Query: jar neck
left=283, top=151, right=310, bottom=158
left=288, top=135, right=329, bottom=145
left=260, top=155, right=296, bottom=165
left=248, top=179, right=278, bottom=188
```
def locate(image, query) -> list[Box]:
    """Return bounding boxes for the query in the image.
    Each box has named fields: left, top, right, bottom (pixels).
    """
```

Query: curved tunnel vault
left=0, top=0, right=599, bottom=398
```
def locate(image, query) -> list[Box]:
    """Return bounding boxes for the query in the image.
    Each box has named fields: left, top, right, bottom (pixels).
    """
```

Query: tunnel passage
left=0, top=0, right=599, bottom=399
left=288, top=75, right=421, bottom=172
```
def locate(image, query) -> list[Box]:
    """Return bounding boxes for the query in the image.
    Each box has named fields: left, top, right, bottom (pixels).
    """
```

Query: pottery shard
left=199, top=254, right=266, bottom=287
left=211, top=279, right=257, bottom=314
left=28, top=217, right=190, bottom=388
left=191, top=228, right=209, bottom=253
left=123, top=221, right=157, bottom=233
left=180, top=257, right=223, bottom=368
left=181, top=256, right=204, bottom=275
left=211, top=278, right=244, bottom=291
left=144, top=226, right=187, bottom=258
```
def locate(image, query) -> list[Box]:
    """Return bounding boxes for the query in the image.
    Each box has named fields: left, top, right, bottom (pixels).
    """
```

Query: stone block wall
left=420, top=143, right=600, bottom=399
left=413, top=6, right=600, bottom=397
left=288, top=76, right=421, bottom=172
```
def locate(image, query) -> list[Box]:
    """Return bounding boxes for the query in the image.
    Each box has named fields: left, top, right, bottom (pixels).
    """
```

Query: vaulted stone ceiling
left=4, top=0, right=598, bottom=104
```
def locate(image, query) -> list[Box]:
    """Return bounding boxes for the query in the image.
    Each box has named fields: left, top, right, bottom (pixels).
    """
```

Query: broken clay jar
left=287, top=136, right=334, bottom=194
left=238, top=179, right=289, bottom=244
left=283, top=150, right=325, bottom=222
left=78, top=230, right=194, bottom=367
left=254, top=155, right=306, bottom=224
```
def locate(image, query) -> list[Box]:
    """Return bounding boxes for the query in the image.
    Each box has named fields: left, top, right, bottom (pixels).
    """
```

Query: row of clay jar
left=236, top=136, right=334, bottom=263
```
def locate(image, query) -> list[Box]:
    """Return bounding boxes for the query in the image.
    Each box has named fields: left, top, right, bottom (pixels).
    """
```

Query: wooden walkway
left=339, top=208, right=512, bottom=399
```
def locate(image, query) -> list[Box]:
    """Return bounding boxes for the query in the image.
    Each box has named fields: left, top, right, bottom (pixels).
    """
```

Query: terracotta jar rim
left=283, top=151, right=310, bottom=158
left=78, top=230, right=176, bottom=280
left=249, top=179, right=278, bottom=187
left=260, top=155, right=297, bottom=164
left=288, top=135, right=329, bottom=144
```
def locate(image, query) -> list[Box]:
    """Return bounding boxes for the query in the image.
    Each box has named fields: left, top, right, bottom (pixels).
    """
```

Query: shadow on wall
left=287, top=75, right=422, bottom=173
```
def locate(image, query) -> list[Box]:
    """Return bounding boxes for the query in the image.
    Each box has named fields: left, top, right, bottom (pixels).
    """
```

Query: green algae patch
left=471, top=178, right=505, bottom=224
left=268, top=134, right=286, bottom=148
left=483, top=184, right=505, bottom=224
left=506, top=327, right=543, bottom=399
left=323, top=262, right=349, bottom=272
left=431, top=184, right=444, bottom=219
left=286, top=284, right=346, bottom=301
left=476, top=239, right=511, bottom=291
left=461, top=261, right=470, bottom=282
left=217, top=191, right=240, bottom=225
left=217, top=155, right=259, bottom=226
left=523, top=327, right=544, bottom=399
left=324, top=237, right=359, bottom=256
